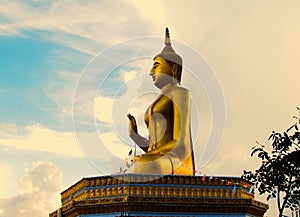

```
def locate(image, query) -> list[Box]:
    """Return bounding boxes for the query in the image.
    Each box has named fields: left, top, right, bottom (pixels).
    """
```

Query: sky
left=0, top=0, right=300, bottom=216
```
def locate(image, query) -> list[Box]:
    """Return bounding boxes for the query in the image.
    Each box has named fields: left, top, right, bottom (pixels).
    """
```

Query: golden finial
left=165, top=27, right=171, bottom=46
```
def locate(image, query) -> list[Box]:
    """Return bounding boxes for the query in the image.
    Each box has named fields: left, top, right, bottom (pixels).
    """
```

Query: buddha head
left=150, top=28, right=183, bottom=89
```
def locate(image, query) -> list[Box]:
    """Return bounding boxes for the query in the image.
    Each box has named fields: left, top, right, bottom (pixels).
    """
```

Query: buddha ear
left=171, top=64, right=179, bottom=74
left=171, top=64, right=179, bottom=83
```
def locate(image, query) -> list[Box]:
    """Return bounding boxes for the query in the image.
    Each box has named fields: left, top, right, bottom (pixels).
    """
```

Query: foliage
left=242, top=108, right=300, bottom=217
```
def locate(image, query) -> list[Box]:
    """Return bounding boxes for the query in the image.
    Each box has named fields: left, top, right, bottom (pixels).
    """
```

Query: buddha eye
left=153, top=63, right=160, bottom=69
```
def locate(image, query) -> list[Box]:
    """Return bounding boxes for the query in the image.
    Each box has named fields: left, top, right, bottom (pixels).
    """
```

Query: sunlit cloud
left=122, top=70, right=138, bottom=83
left=0, top=123, right=82, bottom=157
left=98, top=132, right=131, bottom=159
left=94, top=96, right=114, bottom=124
left=0, top=162, right=62, bottom=217
left=0, top=163, right=16, bottom=197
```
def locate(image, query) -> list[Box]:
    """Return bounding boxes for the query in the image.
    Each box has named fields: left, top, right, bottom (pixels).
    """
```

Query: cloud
left=0, top=161, right=62, bottom=217
left=199, top=129, right=261, bottom=176
left=94, top=96, right=114, bottom=124
left=94, top=69, right=144, bottom=123
left=93, top=67, right=156, bottom=144
left=45, top=70, right=80, bottom=124
left=126, top=0, right=167, bottom=33
left=99, top=132, right=135, bottom=159
left=0, top=164, right=16, bottom=197
left=122, top=70, right=139, bottom=83
left=0, top=123, right=18, bottom=138
left=0, top=0, right=153, bottom=55
left=0, top=123, right=82, bottom=157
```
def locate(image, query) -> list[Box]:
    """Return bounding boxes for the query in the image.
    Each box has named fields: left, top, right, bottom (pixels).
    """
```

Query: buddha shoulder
left=166, top=86, right=190, bottom=99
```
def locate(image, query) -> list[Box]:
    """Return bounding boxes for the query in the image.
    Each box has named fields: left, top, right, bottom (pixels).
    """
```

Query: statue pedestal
left=49, top=174, right=268, bottom=217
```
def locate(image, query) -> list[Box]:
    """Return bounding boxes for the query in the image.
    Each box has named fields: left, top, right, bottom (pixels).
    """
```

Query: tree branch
left=278, top=176, right=293, bottom=217
left=277, top=187, right=282, bottom=217
left=281, top=176, right=293, bottom=216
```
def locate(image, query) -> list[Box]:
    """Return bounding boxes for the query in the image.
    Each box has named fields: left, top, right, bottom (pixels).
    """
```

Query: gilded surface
left=51, top=174, right=268, bottom=217
left=127, top=28, right=195, bottom=175
left=60, top=174, right=257, bottom=206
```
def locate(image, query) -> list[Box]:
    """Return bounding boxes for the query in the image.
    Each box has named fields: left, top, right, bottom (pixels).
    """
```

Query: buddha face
left=150, top=57, right=173, bottom=89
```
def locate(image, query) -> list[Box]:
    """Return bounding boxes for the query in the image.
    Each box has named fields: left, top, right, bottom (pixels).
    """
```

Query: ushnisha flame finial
left=165, top=27, right=171, bottom=46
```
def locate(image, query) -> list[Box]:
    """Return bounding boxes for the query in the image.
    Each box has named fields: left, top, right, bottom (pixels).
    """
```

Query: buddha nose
left=150, top=69, right=154, bottom=76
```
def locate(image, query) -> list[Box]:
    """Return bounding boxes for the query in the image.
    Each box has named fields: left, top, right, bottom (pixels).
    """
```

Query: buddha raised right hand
left=127, top=113, right=149, bottom=153
left=127, top=113, right=138, bottom=135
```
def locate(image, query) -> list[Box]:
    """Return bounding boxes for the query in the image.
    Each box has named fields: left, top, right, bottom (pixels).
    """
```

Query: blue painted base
left=79, top=212, right=259, bottom=217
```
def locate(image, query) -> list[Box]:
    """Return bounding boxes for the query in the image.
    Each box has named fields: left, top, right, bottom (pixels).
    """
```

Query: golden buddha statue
left=126, top=28, right=195, bottom=175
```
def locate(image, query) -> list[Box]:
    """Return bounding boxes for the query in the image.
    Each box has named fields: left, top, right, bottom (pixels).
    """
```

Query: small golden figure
left=127, top=28, right=195, bottom=175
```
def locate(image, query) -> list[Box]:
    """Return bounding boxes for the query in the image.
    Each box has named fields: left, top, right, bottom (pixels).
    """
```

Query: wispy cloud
left=0, top=0, right=153, bottom=55
left=45, top=70, right=79, bottom=124
left=0, top=123, right=18, bottom=138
